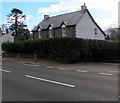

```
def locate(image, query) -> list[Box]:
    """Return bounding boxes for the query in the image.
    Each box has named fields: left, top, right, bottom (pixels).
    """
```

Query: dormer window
left=38, top=28, right=41, bottom=38
left=49, top=26, right=53, bottom=37
left=62, top=24, right=66, bottom=36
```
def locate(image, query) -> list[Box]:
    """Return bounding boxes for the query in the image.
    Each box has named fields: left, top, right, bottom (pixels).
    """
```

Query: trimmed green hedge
left=2, top=37, right=120, bottom=63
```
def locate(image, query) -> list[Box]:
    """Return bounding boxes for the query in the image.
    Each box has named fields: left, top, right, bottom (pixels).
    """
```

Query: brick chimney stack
left=81, top=3, right=87, bottom=13
left=44, top=15, right=49, bottom=20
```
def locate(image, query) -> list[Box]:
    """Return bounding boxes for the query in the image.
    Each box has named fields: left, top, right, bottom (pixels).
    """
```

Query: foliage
left=2, top=37, right=120, bottom=63
left=107, top=28, right=120, bottom=41
left=7, top=8, right=29, bottom=41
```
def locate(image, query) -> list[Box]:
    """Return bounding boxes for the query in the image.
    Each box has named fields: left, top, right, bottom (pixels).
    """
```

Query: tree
left=7, top=8, right=29, bottom=41
left=107, top=27, right=120, bottom=41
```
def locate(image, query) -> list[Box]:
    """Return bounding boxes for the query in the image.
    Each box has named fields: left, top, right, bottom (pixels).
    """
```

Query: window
left=38, top=28, right=41, bottom=38
left=94, top=28, right=97, bottom=36
left=49, top=26, right=53, bottom=37
left=62, top=24, right=67, bottom=36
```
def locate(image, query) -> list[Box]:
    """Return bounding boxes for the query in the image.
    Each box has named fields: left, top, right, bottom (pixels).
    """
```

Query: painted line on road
left=25, top=74, right=75, bottom=88
left=24, top=64, right=39, bottom=67
left=46, top=66, right=53, bottom=69
left=76, top=70, right=88, bottom=73
left=58, top=68, right=68, bottom=70
left=0, top=69, right=10, bottom=73
left=109, top=71, right=118, bottom=73
left=6, top=62, right=11, bottom=63
left=98, top=73, right=113, bottom=76
left=101, top=63, right=118, bottom=66
left=4, top=61, right=11, bottom=63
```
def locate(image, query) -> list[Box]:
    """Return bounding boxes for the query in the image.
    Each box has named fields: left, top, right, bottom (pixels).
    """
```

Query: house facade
left=32, top=4, right=106, bottom=40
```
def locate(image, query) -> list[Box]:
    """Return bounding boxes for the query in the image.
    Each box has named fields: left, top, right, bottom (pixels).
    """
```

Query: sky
left=0, top=0, right=119, bottom=31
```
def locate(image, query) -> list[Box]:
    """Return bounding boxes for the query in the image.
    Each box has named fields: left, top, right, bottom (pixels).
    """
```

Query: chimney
left=44, top=15, right=49, bottom=20
left=81, top=3, right=87, bottom=13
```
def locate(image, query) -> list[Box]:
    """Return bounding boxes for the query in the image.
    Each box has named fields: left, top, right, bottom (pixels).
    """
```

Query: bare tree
left=108, top=27, right=120, bottom=41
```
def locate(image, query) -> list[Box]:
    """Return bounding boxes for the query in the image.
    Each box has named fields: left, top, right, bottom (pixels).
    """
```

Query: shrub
left=2, top=42, right=16, bottom=53
left=2, top=37, right=120, bottom=63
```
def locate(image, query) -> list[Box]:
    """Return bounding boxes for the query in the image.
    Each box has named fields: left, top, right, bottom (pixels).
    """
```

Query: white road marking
left=0, top=69, right=10, bottom=73
left=98, top=73, right=113, bottom=76
left=46, top=66, right=53, bottom=69
left=76, top=70, right=88, bottom=73
left=58, top=68, right=68, bottom=70
left=101, top=63, right=118, bottom=66
left=109, top=71, right=118, bottom=73
left=6, top=62, right=10, bottom=63
left=58, top=68, right=64, bottom=70
left=119, top=96, right=120, bottom=98
left=25, top=74, right=75, bottom=88
left=24, top=64, right=39, bottom=67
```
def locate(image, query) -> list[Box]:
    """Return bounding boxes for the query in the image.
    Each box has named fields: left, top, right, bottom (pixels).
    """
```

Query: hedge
left=2, top=37, right=120, bottom=63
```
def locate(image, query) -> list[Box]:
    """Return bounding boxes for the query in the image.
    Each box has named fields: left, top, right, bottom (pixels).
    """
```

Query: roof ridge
left=49, top=10, right=81, bottom=18
left=32, top=10, right=83, bottom=31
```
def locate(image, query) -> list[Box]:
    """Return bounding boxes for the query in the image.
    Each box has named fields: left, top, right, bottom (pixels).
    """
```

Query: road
left=2, top=61, right=118, bottom=101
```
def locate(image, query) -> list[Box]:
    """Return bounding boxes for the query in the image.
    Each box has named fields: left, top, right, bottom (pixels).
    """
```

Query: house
left=32, top=4, right=106, bottom=40
left=0, top=29, right=14, bottom=43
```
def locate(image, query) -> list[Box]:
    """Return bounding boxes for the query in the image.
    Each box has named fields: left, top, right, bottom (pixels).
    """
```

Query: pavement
left=1, top=57, right=119, bottom=73
left=1, top=57, right=119, bottom=101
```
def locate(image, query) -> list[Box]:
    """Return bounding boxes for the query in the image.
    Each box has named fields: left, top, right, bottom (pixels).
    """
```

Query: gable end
left=87, top=10, right=106, bottom=36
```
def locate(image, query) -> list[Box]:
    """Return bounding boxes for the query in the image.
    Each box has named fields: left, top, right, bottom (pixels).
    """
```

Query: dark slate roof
left=32, top=9, right=106, bottom=36
left=32, top=10, right=84, bottom=31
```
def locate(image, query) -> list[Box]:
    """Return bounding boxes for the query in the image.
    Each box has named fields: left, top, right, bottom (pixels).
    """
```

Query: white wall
left=0, top=29, right=2, bottom=38
left=76, top=11, right=105, bottom=40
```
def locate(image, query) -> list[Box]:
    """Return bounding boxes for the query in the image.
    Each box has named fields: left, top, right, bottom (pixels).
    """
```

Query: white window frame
left=38, top=28, right=41, bottom=38
left=49, top=26, right=53, bottom=37
left=62, top=24, right=67, bottom=36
